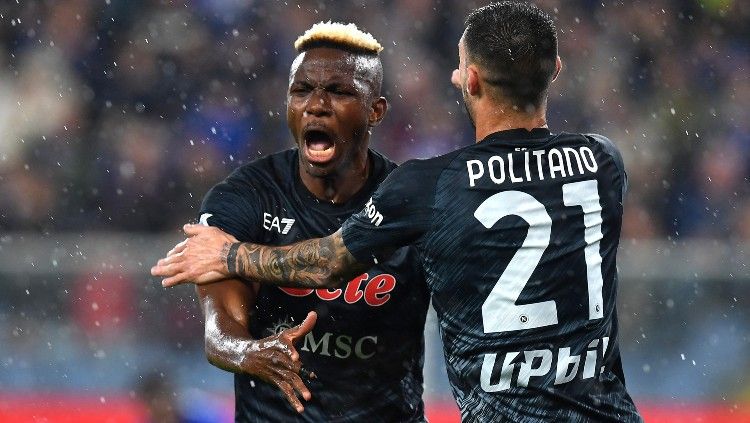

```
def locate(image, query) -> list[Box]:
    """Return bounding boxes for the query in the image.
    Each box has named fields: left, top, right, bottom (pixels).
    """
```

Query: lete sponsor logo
left=279, top=273, right=396, bottom=306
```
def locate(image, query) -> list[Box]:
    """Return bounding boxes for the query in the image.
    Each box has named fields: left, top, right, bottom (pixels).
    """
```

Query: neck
left=472, top=99, right=548, bottom=142
left=299, top=150, right=370, bottom=204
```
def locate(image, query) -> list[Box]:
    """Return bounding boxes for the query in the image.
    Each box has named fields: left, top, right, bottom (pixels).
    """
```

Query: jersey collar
left=482, top=127, right=552, bottom=143
left=291, top=149, right=387, bottom=216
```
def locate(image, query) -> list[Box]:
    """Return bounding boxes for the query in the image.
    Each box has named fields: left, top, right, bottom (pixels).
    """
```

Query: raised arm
left=152, top=225, right=368, bottom=289
left=227, top=229, right=368, bottom=288
left=152, top=160, right=434, bottom=289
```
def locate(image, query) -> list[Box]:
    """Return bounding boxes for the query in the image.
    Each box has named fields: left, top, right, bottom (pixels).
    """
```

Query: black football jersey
left=343, top=129, right=642, bottom=422
left=200, top=148, right=430, bottom=423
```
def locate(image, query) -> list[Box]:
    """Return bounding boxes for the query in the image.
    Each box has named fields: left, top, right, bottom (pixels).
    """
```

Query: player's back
left=421, top=129, right=640, bottom=422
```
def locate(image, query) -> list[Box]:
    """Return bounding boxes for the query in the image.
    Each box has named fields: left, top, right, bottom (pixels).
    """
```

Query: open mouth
left=303, top=128, right=336, bottom=164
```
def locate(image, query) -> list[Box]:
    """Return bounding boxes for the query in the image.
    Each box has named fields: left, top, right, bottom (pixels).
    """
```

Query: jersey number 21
left=475, top=180, right=604, bottom=333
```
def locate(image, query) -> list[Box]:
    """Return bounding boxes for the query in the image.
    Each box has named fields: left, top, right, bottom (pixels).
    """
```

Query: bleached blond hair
left=294, top=21, right=383, bottom=54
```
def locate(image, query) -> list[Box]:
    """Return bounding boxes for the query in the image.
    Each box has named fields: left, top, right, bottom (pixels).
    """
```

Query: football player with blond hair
left=183, top=22, right=430, bottom=422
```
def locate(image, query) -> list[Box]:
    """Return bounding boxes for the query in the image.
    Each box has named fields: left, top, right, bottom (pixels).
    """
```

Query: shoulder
left=392, top=148, right=470, bottom=190
left=581, top=133, right=621, bottom=157
left=368, top=148, right=399, bottom=182
left=373, top=149, right=467, bottom=206
left=399, top=148, right=467, bottom=177
left=581, top=132, right=625, bottom=170
left=210, top=149, right=296, bottom=197
left=368, top=148, right=398, bottom=170
left=583, top=133, right=617, bottom=148
left=228, top=148, right=297, bottom=186
left=203, top=149, right=297, bottom=208
left=200, top=150, right=298, bottom=240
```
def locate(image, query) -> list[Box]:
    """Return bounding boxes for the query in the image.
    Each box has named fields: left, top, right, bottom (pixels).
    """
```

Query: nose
left=304, top=87, right=332, bottom=117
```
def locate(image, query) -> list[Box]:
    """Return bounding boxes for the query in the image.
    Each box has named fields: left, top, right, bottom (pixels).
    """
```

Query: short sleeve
left=342, top=160, right=435, bottom=263
left=587, top=133, right=628, bottom=202
left=199, top=175, right=263, bottom=242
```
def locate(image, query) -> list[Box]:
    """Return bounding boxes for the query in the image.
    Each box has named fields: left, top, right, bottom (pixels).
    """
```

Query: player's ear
left=552, top=56, right=562, bottom=82
left=466, top=65, right=481, bottom=97
left=368, top=97, right=388, bottom=127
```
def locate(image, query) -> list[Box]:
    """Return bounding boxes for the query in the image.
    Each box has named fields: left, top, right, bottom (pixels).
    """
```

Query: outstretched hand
left=151, top=224, right=237, bottom=287
left=245, top=311, right=318, bottom=413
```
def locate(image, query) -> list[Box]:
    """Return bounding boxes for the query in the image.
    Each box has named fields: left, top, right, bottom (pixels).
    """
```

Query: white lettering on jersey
left=364, top=197, right=383, bottom=226
left=263, top=212, right=295, bottom=234
left=199, top=213, right=213, bottom=226
left=466, top=146, right=599, bottom=187
left=266, top=316, right=378, bottom=359
left=480, top=336, right=610, bottom=392
left=301, top=331, right=378, bottom=359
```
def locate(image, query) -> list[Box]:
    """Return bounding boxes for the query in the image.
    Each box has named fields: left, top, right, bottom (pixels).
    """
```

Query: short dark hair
left=464, top=1, right=558, bottom=108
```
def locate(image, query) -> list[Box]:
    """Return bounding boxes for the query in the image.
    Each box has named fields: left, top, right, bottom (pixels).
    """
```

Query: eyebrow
left=293, top=74, right=357, bottom=84
left=289, top=80, right=358, bottom=91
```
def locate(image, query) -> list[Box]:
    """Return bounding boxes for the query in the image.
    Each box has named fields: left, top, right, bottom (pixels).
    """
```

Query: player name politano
left=466, top=146, right=598, bottom=187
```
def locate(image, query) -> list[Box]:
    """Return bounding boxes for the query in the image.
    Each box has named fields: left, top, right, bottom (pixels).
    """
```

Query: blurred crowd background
left=0, top=0, right=748, bottom=421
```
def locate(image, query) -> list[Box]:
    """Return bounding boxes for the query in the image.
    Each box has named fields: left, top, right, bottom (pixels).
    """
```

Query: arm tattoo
left=225, top=242, right=241, bottom=276
left=230, top=230, right=367, bottom=289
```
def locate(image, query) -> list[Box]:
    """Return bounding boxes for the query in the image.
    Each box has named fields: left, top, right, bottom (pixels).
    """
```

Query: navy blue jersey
left=343, top=129, right=642, bottom=422
left=201, top=148, right=429, bottom=423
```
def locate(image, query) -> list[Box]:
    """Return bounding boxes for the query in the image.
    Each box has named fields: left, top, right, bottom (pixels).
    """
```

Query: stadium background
left=0, top=0, right=748, bottom=421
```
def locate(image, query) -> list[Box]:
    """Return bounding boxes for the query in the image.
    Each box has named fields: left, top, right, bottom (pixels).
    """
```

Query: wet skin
left=287, top=47, right=386, bottom=202
left=160, top=47, right=387, bottom=414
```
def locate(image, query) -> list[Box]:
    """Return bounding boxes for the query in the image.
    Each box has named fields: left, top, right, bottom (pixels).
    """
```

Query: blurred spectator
left=135, top=372, right=187, bottom=423
left=0, top=0, right=744, bottom=238
left=71, top=271, right=135, bottom=338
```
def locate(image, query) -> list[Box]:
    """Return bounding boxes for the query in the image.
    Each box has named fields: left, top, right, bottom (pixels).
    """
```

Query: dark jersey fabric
left=343, top=129, right=642, bottom=422
left=200, top=148, right=430, bottom=423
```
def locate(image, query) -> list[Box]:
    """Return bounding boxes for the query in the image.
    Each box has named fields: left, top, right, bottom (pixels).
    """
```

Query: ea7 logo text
left=263, top=213, right=295, bottom=234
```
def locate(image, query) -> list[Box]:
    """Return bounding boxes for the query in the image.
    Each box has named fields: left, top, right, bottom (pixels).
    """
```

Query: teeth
left=309, top=143, right=331, bottom=151
left=309, top=147, right=333, bottom=155
left=307, top=145, right=334, bottom=161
